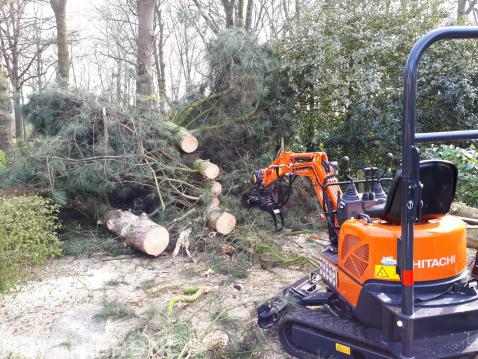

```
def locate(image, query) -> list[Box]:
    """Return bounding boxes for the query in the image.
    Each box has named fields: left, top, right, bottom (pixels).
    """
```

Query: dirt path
left=0, top=238, right=320, bottom=359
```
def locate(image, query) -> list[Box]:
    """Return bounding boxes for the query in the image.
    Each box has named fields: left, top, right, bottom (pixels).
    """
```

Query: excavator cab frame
left=399, top=26, right=478, bottom=357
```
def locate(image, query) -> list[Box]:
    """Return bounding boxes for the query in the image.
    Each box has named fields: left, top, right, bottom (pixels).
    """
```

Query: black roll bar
left=401, top=26, right=478, bottom=358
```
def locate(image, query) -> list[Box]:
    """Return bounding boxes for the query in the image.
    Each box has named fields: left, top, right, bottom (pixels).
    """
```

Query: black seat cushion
left=364, top=160, right=457, bottom=223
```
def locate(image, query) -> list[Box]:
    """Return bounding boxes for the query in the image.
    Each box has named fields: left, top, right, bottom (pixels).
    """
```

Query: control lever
left=341, top=156, right=350, bottom=180
left=373, top=152, right=393, bottom=200
left=341, top=156, right=359, bottom=201
left=379, top=152, right=393, bottom=179
left=363, top=166, right=378, bottom=200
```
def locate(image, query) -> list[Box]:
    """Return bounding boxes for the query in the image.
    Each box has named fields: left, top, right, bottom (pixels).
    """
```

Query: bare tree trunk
left=136, top=0, right=156, bottom=110
left=457, top=0, right=477, bottom=21
left=0, top=50, right=12, bottom=150
left=236, top=0, right=244, bottom=27
left=12, top=93, right=22, bottom=139
left=154, top=4, right=166, bottom=115
left=50, top=0, right=69, bottom=85
left=245, top=0, right=253, bottom=31
left=8, top=56, right=23, bottom=139
left=222, top=0, right=235, bottom=28
left=458, top=0, right=467, bottom=19
left=34, top=14, right=43, bottom=92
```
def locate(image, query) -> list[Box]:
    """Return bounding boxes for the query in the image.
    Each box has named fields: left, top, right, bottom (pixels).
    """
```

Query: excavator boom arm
left=257, top=151, right=341, bottom=212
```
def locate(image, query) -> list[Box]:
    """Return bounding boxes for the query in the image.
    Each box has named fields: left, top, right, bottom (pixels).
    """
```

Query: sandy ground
left=0, top=235, right=322, bottom=359
left=2, top=232, right=476, bottom=359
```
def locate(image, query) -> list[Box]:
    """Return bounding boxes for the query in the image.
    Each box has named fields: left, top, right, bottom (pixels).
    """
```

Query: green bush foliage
left=0, top=195, right=61, bottom=292
left=425, top=145, right=478, bottom=207
left=280, top=0, right=478, bottom=167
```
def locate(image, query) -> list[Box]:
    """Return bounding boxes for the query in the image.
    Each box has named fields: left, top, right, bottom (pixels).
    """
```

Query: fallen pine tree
left=2, top=87, right=237, bottom=256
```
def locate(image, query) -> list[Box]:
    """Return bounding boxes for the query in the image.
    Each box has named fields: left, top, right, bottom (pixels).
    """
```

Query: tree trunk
left=206, top=207, right=236, bottom=235
left=208, top=197, right=220, bottom=209
left=0, top=49, right=12, bottom=150
left=222, top=0, right=235, bottom=28
left=50, top=0, right=69, bottom=85
left=12, top=91, right=22, bottom=140
left=194, top=159, right=220, bottom=179
left=458, top=0, right=467, bottom=19
left=162, top=121, right=198, bottom=153
left=104, top=208, right=169, bottom=256
left=154, top=4, right=167, bottom=115
left=457, top=0, right=477, bottom=21
left=136, top=0, right=156, bottom=110
left=209, top=181, right=222, bottom=196
left=236, top=0, right=244, bottom=27
left=245, top=0, right=253, bottom=31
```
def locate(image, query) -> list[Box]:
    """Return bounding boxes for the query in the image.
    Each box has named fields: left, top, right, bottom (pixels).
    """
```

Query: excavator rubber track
left=278, top=308, right=478, bottom=359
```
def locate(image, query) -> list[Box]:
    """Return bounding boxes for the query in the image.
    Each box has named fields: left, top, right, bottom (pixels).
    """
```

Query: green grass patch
left=94, top=301, right=136, bottom=321
left=60, top=219, right=131, bottom=258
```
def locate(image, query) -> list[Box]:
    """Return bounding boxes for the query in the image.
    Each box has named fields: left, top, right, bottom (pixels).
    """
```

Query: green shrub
left=280, top=0, right=478, bottom=167
left=425, top=145, right=478, bottom=207
left=0, top=149, right=5, bottom=168
left=0, top=195, right=61, bottom=292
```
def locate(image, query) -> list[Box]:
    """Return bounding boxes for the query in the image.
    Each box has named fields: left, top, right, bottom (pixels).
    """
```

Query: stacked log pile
left=99, top=123, right=237, bottom=256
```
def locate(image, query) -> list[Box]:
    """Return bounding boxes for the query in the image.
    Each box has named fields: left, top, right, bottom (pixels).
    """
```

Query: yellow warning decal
left=335, top=343, right=351, bottom=355
left=375, top=265, right=400, bottom=280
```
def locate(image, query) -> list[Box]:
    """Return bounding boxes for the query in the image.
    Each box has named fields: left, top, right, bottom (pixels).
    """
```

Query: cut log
left=163, top=121, right=198, bottom=153
left=209, top=181, right=222, bottom=196
left=451, top=202, right=478, bottom=219
left=467, top=230, right=478, bottom=250
left=104, top=210, right=169, bottom=256
left=194, top=159, right=220, bottom=179
left=207, top=197, right=220, bottom=210
left=206, top=208, right=236, bottom=235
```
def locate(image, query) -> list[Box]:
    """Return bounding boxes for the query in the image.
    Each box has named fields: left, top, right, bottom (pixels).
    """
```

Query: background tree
left=154, top=1, right=167, bottom=114
left=0, top=27, right=12, bottom=150
left=0, top=0, right=54, bottom=139
left=136, top=0, right=156, bottom=109
left=0, top=0, right=12, bottom=150
left=50, top=0, right=68, bottom=84
left=93, top=0, right=138, bottom=105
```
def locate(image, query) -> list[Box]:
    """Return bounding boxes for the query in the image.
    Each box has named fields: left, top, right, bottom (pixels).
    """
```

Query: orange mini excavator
left=246, top=27, right=478, bottom=359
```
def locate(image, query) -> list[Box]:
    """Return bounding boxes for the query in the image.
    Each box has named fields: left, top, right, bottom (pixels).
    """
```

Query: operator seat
left=365, top=160, right=457, bottom=223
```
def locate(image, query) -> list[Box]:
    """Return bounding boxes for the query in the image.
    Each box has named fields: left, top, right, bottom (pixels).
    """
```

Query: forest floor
left=0, top=232, right=326, bottom=359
